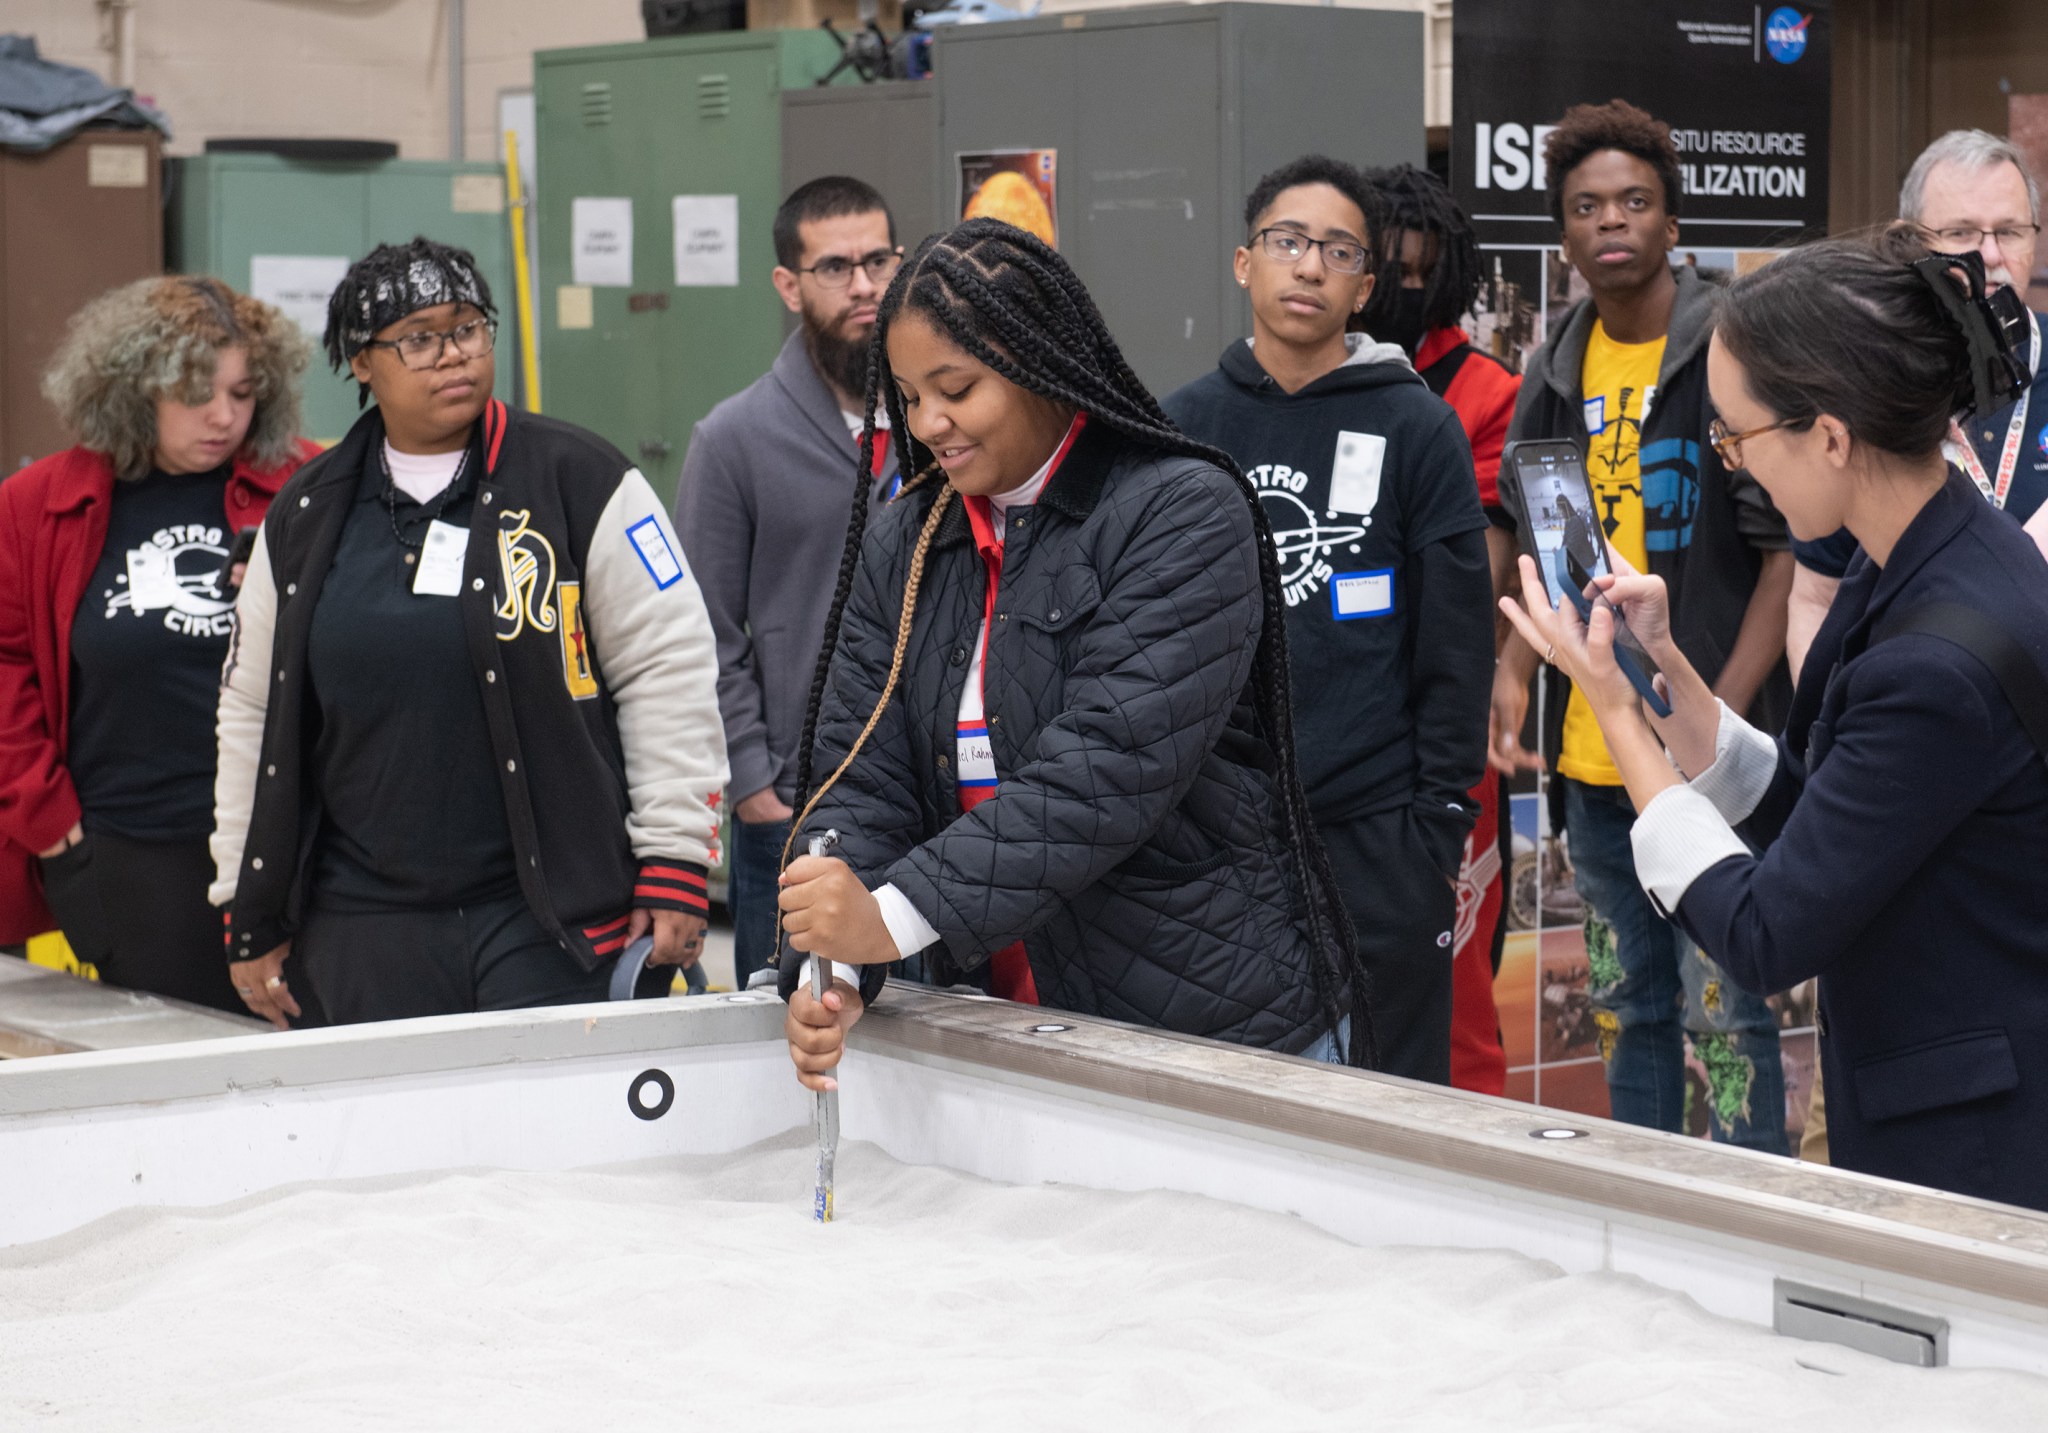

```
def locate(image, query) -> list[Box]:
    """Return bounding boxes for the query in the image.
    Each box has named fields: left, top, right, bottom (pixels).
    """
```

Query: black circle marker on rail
left=628, top=1069, right=675, bottom=1121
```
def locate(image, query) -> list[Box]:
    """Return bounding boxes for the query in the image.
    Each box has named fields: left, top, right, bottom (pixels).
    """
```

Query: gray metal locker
left=930, top=4, right=1425, bottom=395
left=781, top=83, right=939, bottom=247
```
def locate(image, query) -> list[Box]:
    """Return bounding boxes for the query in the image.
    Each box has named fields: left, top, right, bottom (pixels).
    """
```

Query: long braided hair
left=783, top=218, right=1373, bottom=1067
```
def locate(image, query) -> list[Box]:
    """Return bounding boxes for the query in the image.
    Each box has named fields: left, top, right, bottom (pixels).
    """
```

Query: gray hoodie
left=674, top=331, right=893, bottom=804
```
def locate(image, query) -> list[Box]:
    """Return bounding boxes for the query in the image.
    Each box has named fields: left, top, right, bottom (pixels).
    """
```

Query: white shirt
left=383, top=442, right=466, bottom=503
left=809, top=437, right=1068, bottom=991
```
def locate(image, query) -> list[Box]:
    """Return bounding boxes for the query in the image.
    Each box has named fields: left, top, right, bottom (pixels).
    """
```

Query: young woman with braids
left=776, top=218, right=1370, bottom=1086
left=1503, top=230, right=2048, bottom=1208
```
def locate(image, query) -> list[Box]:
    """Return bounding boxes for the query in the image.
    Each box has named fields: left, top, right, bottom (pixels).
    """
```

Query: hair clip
left=1909, top=249, right=2029, bottom=419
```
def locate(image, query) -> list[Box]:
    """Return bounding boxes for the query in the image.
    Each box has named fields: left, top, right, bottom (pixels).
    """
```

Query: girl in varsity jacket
left=211, top=239, right=726, bottom=1028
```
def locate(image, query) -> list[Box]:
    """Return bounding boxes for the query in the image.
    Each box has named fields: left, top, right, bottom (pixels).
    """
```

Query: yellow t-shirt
left=1556, top=321, right=1665, bottom=787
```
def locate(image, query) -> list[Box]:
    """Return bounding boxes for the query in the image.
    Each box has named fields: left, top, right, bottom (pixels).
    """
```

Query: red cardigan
left=0, top=442, right=316, bottom=942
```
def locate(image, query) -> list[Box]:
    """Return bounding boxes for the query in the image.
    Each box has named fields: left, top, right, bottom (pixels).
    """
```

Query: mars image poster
left=959, top=149, right=1058, bottom=248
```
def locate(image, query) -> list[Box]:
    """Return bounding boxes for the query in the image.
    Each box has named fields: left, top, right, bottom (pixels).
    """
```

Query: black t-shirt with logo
left=69, top=467, right=239, bottom=841
left=304, top=439, right=519, bottom=912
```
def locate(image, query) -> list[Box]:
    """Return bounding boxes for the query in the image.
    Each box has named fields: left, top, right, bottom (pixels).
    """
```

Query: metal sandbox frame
left=2, top=986, right=2044, bottom=1373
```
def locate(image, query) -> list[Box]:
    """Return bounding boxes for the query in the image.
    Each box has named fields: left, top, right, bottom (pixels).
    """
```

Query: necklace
left=380, top=445, right=471, bottom=556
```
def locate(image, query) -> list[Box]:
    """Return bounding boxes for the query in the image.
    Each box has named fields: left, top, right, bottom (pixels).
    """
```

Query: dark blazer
left=675, top=331, right=894, bottom=806
left=780, top=422, right=1337, bottom=1055
left=1675, top=469, right=2048, bottom=1210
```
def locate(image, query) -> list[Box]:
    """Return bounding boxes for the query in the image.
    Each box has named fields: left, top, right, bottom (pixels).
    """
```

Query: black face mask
left=1375, top=286, right=1431, bottom=356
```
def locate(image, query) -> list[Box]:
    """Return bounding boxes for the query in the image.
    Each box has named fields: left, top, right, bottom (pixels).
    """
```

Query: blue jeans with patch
left=1563, top=778, right=1787, bottom=1155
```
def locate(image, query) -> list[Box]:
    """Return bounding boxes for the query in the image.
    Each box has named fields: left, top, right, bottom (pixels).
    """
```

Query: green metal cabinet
left=535, top=31, right=846, bottom=508
left=170, top=154, right=515, bottom=444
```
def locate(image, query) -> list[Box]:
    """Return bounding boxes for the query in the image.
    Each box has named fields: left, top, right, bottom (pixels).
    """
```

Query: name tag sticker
left=956, top=724, right=997, bottom=788
left=1328, top=430, right=1386, bottom=516
left=627, top=515, right=683, bottom=589
left=412, top=520, right=468, bottom=596
left=1330, top=568, right=1394, bottom=621
left=1583, top=397, right=1606, bottom=434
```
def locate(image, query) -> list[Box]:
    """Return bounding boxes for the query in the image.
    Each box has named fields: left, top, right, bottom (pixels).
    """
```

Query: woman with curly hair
left=0, top=275, right=316, bottom=1010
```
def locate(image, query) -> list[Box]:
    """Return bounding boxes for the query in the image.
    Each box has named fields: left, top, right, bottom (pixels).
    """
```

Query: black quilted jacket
left=782, top=421, right=1334, bottom=1055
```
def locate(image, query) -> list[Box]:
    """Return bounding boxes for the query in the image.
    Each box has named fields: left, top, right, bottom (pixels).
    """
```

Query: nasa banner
left=1451, top=0, right=1831, bottom=374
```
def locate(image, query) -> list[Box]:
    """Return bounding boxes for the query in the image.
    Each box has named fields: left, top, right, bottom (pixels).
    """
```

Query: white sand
left=3, top=1134, right=2044, bottom=1432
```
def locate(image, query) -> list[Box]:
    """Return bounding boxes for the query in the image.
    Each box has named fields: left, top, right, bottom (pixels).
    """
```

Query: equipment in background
left=642, top=0, right=749, bottom=36
left=169, top=148, right=515, bottom=444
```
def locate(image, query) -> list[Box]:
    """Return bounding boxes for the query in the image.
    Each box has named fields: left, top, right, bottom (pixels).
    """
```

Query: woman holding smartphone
left=1502, top=230, right=2048, bottom=1210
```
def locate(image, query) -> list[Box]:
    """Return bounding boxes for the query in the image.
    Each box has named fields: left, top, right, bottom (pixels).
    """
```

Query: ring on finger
left=266, top=975, right=284, bottom=990
left=1545, top=643, right=1556, bottom=665
left=235, top=986, right=253, bottom=996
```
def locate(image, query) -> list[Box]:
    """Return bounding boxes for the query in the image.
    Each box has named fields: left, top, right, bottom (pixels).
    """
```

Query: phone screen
left=1511, top=444, right=1609, bottom=609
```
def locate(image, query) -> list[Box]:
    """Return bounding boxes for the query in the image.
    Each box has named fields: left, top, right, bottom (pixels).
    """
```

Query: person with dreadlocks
left=211, top=238, right=727, bottom=1028
left=776, top=218, right=1369, bottom=1086
left=1163, top=155, right=1494, bottom=1087
left=0, top=276, right=315, bottom=1011
left=1351, top=161, right=1521, bottom=1097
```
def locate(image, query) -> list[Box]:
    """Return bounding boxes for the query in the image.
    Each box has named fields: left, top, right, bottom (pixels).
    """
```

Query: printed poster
left=248, top=255, right=351, bottom=342
left=571, top=197, right=634, bottom=288
left=672, top=195, right=740, bottom=287
left=958, top=149, right=1058, bottom=248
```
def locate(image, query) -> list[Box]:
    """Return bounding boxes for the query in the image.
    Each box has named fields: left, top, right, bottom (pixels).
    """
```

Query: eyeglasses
left=1921, top=223, right=2041, bottom=253
left=1251, top=228, right=1369, bottom=275
left=1708, top=414, right=1798, bottom=470
left=364, top=317, right=497, bottom=371
left=795, top=248, right=903, bottom=289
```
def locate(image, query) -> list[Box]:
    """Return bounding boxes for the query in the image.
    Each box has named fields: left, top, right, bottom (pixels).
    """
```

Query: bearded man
left=675, top=176, right=901, bottom=992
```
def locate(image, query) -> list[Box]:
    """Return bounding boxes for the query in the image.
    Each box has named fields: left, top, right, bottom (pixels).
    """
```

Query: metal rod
left=808, top=828, right=841, bottom=1223
left=502, top=128, right=541, bottom=413
left=448, top=0, right=465, bottom=161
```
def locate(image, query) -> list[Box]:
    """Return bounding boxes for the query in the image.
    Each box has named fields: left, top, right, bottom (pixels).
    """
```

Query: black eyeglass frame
left=792, top=247, right=905, bottom=289
left=361, top=316, right=499, bottom=372
left=1249, top=227, right=1370, bottom=275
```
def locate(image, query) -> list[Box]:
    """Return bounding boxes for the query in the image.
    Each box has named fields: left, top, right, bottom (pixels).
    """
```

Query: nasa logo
left=1765, top=7, right=1811, bottom=64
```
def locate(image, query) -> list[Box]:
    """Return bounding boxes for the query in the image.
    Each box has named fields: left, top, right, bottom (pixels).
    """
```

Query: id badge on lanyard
left=1948, top=308, right=2041, bottom=510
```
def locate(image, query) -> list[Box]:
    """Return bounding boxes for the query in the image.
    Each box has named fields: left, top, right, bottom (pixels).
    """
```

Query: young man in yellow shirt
left=1493, top=101, right=1795, bottom=1154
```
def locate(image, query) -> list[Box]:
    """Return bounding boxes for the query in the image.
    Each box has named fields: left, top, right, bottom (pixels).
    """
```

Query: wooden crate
left=747, top=0, right=903, bottom=33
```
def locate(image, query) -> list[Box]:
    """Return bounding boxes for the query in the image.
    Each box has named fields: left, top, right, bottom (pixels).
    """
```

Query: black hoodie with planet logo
left=1164, top=335, right=1494, bottom=874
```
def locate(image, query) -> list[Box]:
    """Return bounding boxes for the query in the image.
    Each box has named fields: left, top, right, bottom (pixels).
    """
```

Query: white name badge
left=956, top=724, right=998, bottom=787
left=413, top=520, right=468, bottom=596
left=1330, top=568, right=1394, bottom=621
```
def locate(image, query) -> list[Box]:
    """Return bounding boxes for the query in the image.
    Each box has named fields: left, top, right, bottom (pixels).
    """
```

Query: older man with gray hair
left=1786, top=128, right=2047, bottom=673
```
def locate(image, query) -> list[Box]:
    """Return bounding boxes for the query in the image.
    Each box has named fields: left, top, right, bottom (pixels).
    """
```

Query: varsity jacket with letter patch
left=211, top=400, right=727, bottom=971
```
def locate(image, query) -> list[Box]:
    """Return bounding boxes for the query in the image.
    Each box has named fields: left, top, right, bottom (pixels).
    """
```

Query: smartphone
left=1502, top=438, right=1672, bottom=718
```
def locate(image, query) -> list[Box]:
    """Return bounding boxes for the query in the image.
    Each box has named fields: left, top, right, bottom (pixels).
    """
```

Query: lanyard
left=1947, top=307, right=2040, bottom=510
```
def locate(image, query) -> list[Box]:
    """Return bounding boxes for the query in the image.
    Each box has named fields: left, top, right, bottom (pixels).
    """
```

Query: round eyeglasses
left=794, top=248, right=904, bottom=290
left=364, top=317, right=498, bottom=372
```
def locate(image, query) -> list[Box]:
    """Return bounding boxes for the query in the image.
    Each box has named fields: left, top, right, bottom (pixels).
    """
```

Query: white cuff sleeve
left=795, top=958, right=863, bottom=993
left=1686, top=700, right=1779, bottom=825
left=1630, top=785, right=1753, bottom=916
left=873, top=882, right=942, bottom=958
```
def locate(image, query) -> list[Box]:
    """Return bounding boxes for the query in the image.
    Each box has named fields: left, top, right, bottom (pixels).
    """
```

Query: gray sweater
left=674, top=330, right=892, bottom=804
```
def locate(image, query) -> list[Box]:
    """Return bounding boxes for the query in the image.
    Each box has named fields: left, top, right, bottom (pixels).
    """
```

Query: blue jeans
left=728, top=816, right=791, bottom=994
left=1301, top=1016, right=1354, bottom=1066
left=1563, top=778, right=1787, bottom=1155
